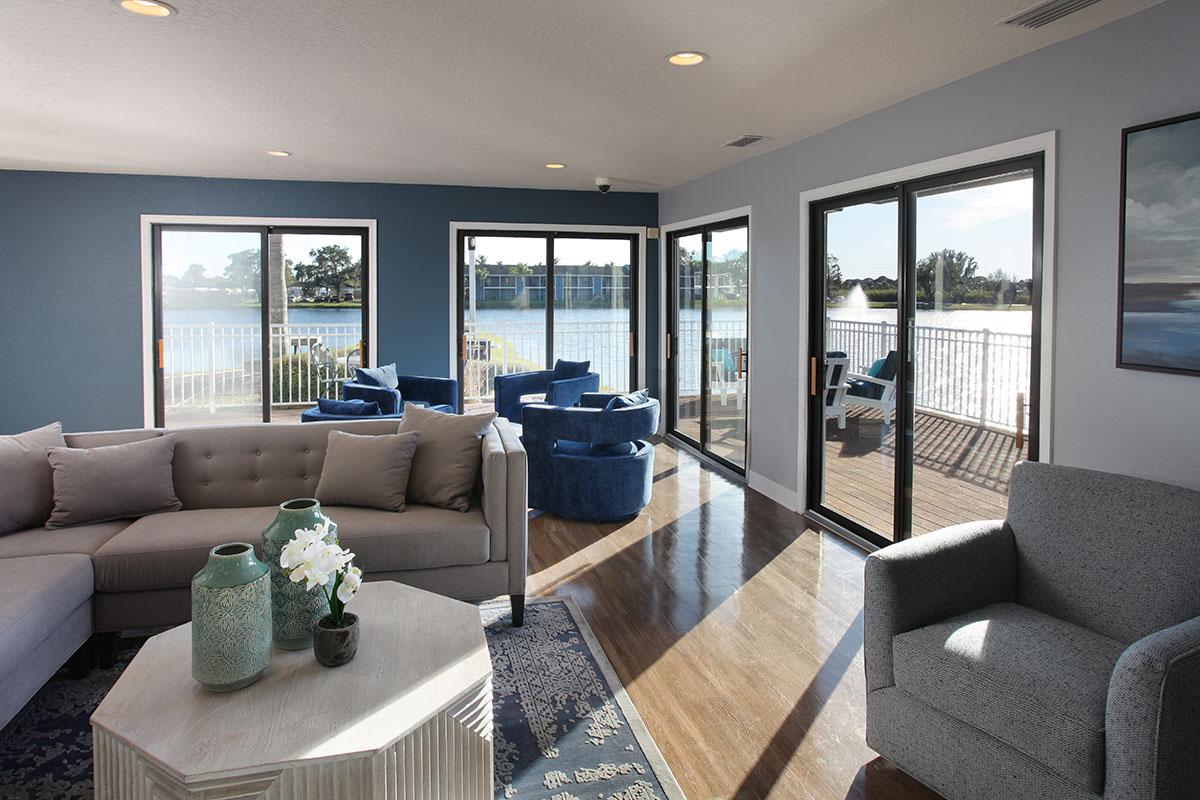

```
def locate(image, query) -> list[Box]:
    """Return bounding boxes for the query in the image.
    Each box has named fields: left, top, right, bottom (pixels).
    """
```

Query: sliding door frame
left=806, top=154, right=1046, bottom=547
left=141, top=215, right=377, bottom=428
left=663, top=213, right=751, bottom=476
left=449, top=223, right=646, bottom=411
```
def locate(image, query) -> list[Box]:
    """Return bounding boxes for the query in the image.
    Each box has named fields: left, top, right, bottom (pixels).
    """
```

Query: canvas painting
left=1119, top=111, right=1200, bottom=375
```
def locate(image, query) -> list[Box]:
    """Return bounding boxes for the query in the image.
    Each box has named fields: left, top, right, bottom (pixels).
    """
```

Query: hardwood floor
left=526, top=439, right=943, bottom=800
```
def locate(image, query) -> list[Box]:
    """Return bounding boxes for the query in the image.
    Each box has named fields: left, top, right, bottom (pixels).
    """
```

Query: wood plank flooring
left=526, top=440, right=943, bottom=800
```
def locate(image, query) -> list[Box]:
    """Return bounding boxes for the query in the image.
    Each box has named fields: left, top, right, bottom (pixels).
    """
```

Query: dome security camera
left=595, top=177, right=612, bottom=194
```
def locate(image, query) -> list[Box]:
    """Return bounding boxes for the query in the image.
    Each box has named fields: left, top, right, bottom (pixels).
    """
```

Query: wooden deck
left=823, top=407, right=1024, bottom=538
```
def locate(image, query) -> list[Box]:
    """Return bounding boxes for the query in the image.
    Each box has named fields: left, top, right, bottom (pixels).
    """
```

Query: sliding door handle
left=809, top=356, right=817, bottom=396
left=157, top=339, right=165, bottom=370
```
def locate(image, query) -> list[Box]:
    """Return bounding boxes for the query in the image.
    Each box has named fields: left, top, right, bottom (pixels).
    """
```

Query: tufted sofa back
left=69, top=419, right=403, bottom=510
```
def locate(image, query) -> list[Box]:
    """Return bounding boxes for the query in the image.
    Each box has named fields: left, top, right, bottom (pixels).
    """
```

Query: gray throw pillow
left=45, top=435, right=182, bottom=529
left=398, top=403, right=497, bottom=512
left=0, top=422, right=66, bottom=535
left=315, top=430, right=420, bottom=512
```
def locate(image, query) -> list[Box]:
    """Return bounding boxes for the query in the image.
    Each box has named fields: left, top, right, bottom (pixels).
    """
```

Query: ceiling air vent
left=1002, top=0, right=1104, bottom=29
left=723, top=134, right=767, bottom=149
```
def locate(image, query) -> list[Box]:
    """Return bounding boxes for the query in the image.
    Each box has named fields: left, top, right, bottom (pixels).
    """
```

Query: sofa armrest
left=546, top=373, right=600, bottom=407
left=494, top=370, right=551, bottom=422
left=491, top=419, right=528, bottom=595
left=1105, top=614, right=1200, bottom=800
left=341, top=381, right=400, bottom=414
left=479, top=424, right=508, bottom=562
left=396, top=374, right=459, bottom=413
left=864, top=519, right=1016, bottom=692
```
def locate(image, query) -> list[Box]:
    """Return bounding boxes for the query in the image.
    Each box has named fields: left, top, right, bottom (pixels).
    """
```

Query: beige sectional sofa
left=0, top=417, right=527, bottom=728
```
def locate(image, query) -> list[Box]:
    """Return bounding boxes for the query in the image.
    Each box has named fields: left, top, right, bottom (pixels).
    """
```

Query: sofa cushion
left=603, top=388, right=650, bottom=411
left=46, top=435, right=182, bottom=528
left=551, top=359, right=590, bottom=381
left=92, top=506, right=278, bottom=592
left=315, top=430, right=420, bottom=511
left=399, top=404, right=496, bottom=512
left=0, top=422, right=66, bottom=535
left=892, top=602, right=1125, bottom=792
left=92, top=504, right=491, bottom=592
left=322, top=505, right=490, bottom=573
left=0, top=520, right=130, bottom=559
left=0, top=554, right=93, bottom=679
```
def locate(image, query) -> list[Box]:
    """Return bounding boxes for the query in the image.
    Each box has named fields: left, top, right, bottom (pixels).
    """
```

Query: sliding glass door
left=457, top=230, right=638, bottom=410
left=808, top=156, right=1042, bottom=545
left=666, top=216, right=749, bottom=473
left=152, top=224, right=369, bottom=427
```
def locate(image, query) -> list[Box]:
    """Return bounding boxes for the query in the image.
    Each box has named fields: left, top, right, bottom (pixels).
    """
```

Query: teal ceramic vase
left=191, top=542, right=271, bottom=692
left=261, top=498, right=337, bottom=650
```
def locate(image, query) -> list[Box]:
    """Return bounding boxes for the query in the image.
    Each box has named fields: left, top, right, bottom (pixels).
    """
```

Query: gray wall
left=660, top=0, right=1200, bottom=496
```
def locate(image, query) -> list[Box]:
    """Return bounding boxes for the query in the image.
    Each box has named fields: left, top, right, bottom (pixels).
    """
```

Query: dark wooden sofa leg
left=66, top=636, right=96, bottom=678
left=96, top=632, right=119, bottom=669
left=511, top=594, right=525, bottom=627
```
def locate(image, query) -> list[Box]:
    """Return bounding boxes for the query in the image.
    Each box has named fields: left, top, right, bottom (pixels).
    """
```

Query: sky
left=1123, top=117, right=1200, bottom=284
left=160, top=231, right=362, bottom=279
left=465, top=236, right=631, bottom=268
left=825, top=176, right=1035, bottom=281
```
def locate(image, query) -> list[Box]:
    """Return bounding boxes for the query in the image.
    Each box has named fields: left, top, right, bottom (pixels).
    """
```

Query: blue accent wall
left=0, top=170, right=657, bottom=433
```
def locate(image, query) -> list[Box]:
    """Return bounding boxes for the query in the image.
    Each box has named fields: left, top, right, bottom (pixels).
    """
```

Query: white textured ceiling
left=0, top=0, right=1165, bottom=190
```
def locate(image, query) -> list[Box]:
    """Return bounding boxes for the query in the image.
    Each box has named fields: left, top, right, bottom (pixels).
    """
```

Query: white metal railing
left=163, top=323, right=362, bottom=412
left=826, top=319, right=1032, bottom=431
left=463, top=319, right=633, bottom=402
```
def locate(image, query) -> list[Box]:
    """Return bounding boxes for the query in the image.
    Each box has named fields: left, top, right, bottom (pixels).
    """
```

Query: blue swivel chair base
left=521, top=394, right=660, bottom=522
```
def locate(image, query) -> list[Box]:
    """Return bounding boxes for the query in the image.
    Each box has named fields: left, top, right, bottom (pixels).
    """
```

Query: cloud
left=932, top=179, right=1033, bottom=230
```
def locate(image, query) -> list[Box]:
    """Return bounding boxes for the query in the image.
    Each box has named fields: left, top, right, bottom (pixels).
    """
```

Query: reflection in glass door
left=667, top=217, right=749, bottom=473
left=808, top=156, right=1042, bottom=546
left=553, top=237, right=636, bottom=393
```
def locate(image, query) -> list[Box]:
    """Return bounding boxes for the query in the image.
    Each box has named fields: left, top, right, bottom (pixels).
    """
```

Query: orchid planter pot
left=313, top=613, right=359, bottom=667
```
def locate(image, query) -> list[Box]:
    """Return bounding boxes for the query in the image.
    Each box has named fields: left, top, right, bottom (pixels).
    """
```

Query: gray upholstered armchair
left=864, top=461, right=1200, bottom=800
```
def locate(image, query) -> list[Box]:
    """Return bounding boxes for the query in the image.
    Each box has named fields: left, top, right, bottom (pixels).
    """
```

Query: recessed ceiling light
left=667, top=51, right=707, bottom=67
left=117, top=0, right=177, bottom=17
left=544, top=163, right=566, bottom=169
left=265, top=149, right=291, bottom=158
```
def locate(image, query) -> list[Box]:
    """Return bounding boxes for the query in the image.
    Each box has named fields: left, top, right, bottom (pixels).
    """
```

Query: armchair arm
left=341, top=381, right=400, bottom=415
left=545, top=372, right=600, bottom=407
left=493, top=370, right=552, bottom=422
left=1105, top=615, right=1200, bottom=800
left=864, top=520, right=1016, bottom=692
left=492, top=419, right=528, bottom=595
left=396, top=374, right=459, bottom=413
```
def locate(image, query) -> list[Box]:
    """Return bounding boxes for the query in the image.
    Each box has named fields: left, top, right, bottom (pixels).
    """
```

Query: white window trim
left=796, top=130, right=1059, bottom=512
left=447, top=221, right=649, bottom=390
left=139, top=215, right=378, bottom=428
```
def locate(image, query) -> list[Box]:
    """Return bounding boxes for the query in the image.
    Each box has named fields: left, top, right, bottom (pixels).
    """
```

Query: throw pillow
left=317, top=398, right=381, bottom=416
left=355, top=363, right=399, bottom=390
left=0, top=422, right=66, bottom=535
left=867, top=358, right=886, bottom=378
left=45, top=435, right=182, bottom=529
left=398, top=403, right=497, bottom=512
left=603, top=388, right=651, bottom=411
left=551, top=359, right=590, bottom=381
left=315, top=430, right=420, bottom=512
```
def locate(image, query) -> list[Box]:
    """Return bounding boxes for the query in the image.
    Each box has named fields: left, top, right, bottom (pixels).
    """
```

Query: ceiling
left=0, top=0, right=1165, bottom=191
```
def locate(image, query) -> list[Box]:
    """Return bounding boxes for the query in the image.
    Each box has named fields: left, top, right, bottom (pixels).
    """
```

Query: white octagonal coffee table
left=91, top=581, right=493, bottom=800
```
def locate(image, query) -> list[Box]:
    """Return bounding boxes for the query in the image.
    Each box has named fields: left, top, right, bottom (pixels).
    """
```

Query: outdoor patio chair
left=824, top=351, right=851, bottom=429
left=846, top=350, right=898, bottom=423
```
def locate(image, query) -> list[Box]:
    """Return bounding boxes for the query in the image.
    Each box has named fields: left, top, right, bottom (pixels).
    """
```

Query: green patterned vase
left=261, top=498, right=337, bottom=650
left=191, top=542, right=271, bottom=692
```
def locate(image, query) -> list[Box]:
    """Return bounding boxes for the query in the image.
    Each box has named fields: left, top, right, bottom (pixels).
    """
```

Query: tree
left=223, top=249, right=261, bottom=296
left=182, top=263, right=206, bottom=286
left=916, top=249, right=978, bottom=304
left=508, top=262, right=533, bottom=277
left=825, top=255, right=842, bottom=300
left=293, top=245, right=359, bottom=297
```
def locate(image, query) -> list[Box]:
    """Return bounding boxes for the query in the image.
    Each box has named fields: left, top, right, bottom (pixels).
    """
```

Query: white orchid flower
left=336, top=565, right=362, bottom=603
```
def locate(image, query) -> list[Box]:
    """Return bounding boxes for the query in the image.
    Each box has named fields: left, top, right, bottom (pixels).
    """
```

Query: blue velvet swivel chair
left=300, top=364, right=458, bottom=422
left=521, top=392, right=660, bottom=522
left=493, top=359, right=599, bottom=424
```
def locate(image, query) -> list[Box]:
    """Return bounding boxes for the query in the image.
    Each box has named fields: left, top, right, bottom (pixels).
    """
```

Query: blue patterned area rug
left=0, top=597, right=685, bottom=800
